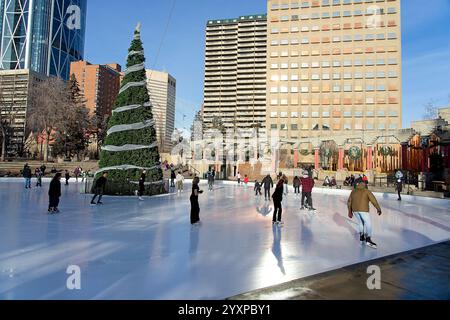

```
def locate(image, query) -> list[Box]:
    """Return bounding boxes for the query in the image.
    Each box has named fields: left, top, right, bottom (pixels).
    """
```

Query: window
left=270, top=87, right=278, bottom=93
left=333, top=85, right=341, bottom=92
left=301, top=62, right=309, bottom=68
left=271, top=124, right=278, bottom=129
left=344, top=60, right=352, bottom=66
left=389, top=111, right=398, bottom=117
left=322, top=73, right=330, bottom=80
left=291, top=74, right=299, bottom=81
left=388, top=58, right=397, bottom=65
left=366, top=72, right=375, bottom=79
left=333, top=73, right=341, bottom=79
left=312, top=111, right=320, bottom=118
left=333, top=61, right=341, bottom=67
left=378, top=110, right=385, bottom=117
left=365, top=34, right=375, bottom=41
left=301, top=86, right=309, bottom=93
left=291, top=112, right=299, bottom=118
left=322, top=12, right=330, bottom=18
left=291, top=124, right=299, bottom=130
left=291, top=26, right=299, bottom=32
left=281, top=63, right=289, bottom=69
left=270, top=99, right=278, bottom=105
left=377, top=84, right=386, bottom=91
left=270, top=112, right=278, bottom=118
left=389, top=123, right=397, bottom=130
left=388, top=71, right=397, bottom=78
left=280, top=74, right=288, bottom=81
left=291, top=86, right=299, bottom=93
left=271, top=28, right=279, bottom=34
left=280, top=112, right=288, bottom=118
left=291, top=63, right=299, bottom=69
left=387, top=7, right=397, bottom=14
left=354, top=111, right=363, bottom=117
left=378, top=123, right=385, bottom=130
left=388, top=33, right=397, bottom=39
left=323, top=124, right=330, bottom=130
left=290, top=39, right=299, bottom=45
left=322, top=111, right=330, bottom=117
left=311, top=62, right=320, bottom=68
left=280, top=86, right=288, bottom=93
left=344, top=123, right=351, bottom=130
left=344, top=111, right=352, bottom=117
left=344, top=73, right=352, bottom=79
left=344, top=84, right=352, bottom=92
left=322, top=61, right=330, bottom=67
left=366, top=59, right=374, bottom=66
left=301, top=111, right=309, bottom=118
left=280, top=39, right=289, bottom=45
left=366, top=111, right=374, bottom=117
left=377, top=33, right=385, bottom=40
left=377, top=71, right=385, bottom=78
left=312, top=74, right=320, bottom=80
left=333, top=11, right=340, bottom=18
left=271, top=75, right=279, bottom=81
left=301, top=26, right=309, bottom=32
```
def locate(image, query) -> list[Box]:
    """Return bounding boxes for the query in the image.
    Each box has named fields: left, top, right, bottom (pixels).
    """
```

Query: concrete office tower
left=0, top=0, right=87, bottom=80
left=203, top=15, right=267, bottom=135
left=266, top=0, right=402, bottom=139
left=146, top=69, right=176, bottom=154
left=0, top=69, right=44, bottom=156
left=70, top=61, right=122, bottom=117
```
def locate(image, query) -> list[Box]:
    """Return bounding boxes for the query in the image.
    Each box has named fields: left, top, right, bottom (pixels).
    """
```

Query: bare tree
left=27, top=77, right=69, bottom=162
left=423, top=100, right=438, bottom=120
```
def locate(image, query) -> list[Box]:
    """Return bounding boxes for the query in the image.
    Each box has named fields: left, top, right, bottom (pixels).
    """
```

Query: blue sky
left=84, top=0, right=450, bottom=131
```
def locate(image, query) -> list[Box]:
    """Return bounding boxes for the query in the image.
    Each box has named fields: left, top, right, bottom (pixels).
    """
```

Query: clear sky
left=84, top=0, right=450, bottom=131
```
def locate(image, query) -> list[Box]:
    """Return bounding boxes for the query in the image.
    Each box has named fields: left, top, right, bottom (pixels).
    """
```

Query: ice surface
left=0, top=179, right=449, bottom=300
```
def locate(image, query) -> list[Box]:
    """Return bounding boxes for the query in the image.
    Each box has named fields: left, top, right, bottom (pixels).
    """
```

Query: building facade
left=266, top=0, right=402, bottom=140
left=203, top=14, right=267, bottom=134
left=0, top=0, right=87, bottom=80
left=0, top=69, right=43, bottom=156
left=70, top=60, right=122, bottom=117
left=146, top=69, right=176, bottom=154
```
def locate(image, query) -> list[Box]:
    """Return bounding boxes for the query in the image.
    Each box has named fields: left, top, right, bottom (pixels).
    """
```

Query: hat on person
left=354, top=174, right=363, bottom=184
left=302, top=170, right=309, bottom=178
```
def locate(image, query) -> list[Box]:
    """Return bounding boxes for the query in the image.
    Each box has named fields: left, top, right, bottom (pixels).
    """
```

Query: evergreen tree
left=97, top=24, right=164, bottom=195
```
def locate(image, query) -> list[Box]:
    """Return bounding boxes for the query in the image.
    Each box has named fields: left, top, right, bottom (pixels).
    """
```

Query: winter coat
left=254, top=182, right=261, bottom=190
left=300, top=177, right=315, bottom=193
left=293, top=177, right=300, bottom=187
left=262, top=176, right=274, bottom=189
left=272, top=182, right=284, bottom=202
left=48, top=179, right=61, bottom=198
left=23, top=167, right=32, bottom=178
left=94, top=176, right=107, bottom=190
left=347, top=185, right=381, bottom=213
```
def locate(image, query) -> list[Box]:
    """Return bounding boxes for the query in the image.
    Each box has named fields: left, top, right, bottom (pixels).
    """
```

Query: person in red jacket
left=300, top=171, right=316, bottom=211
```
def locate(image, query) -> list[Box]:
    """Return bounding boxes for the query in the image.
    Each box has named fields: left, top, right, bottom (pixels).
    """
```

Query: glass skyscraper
left=0, top=0, right=86, bottom=80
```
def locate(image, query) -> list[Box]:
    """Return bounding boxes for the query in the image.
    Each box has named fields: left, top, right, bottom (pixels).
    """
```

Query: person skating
left=138, top=170, right=146, bottom=201
left=282, top=175, right=289, bottom=196
left=176, top=171, right=184, bottom=193
left=347, top=176, right=382, bottom=249
left=293, top=176, right=300, bottom=195
left=207, top=170, right=214, bottom=191
left=262, top=174, right=274, bottom=201
left=300, top=171, right=316, bottom=211
left=395, top=170, right=404, bottom=201
left=170, top=167, right=176, bottom=188
left=272, top=179, right=284, bottom=225
left=254, top=180, right=262, bottom=196
left=190, top=177, right=203, bottom=225
left=40, top=164, right=46, bottom=177
left=236, top=172, right=241, bottom=185
left=64, top=170, right=70, bottom=185
left=48, top=173, right=62, bottom=213
left=22, top=164, right=32, bottom=189
left=244, top=175, right=249, bottom=187
left=35, top=168, right=42, bottom=187
left=91, top=172, right=108, bottom=205
left=74, top=167, right=81, bottom=182
left=396, top=177, right=403, bottom=201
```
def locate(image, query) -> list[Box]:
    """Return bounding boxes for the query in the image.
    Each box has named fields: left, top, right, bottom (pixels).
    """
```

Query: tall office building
left=266, top=0, right=402, bottom=140
left=203, top=15, right=267, bottom=134
left=0, top=69, right=44, bottom=156
left=0, top=0, right=87, bottom=80
left=146, top=69, right=176, bottom=154
left=70, top=61, right=122, bottom=117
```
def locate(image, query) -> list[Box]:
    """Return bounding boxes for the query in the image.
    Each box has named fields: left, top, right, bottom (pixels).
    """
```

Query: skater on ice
left=272, top=179, right=284, bottom=225
left=91, top=172, right=108, bottom=205
left=48, top=173, right=62, bottom=213
left=262, top=174, right=274, bottom=201
left=236, top=172, right=241, bottom=185
left=254, top=180, right=262, bottom=196
left=207, top=170, right=214, bottom=191
left=138, top=170, right=146, bottom=201
left=347, top=176, right=382, bottom=249
left=65, top=170, right=70, bottom=186
left=300, top=171, right=316, bottom=211
left=176, top=171, right=184, bottom=193
left=395, top=169, right=404, bottom=201
left=293, top=176, right=300, bottom=195
left=244, top=175, right=249, bottom=187
left=22, top=164, right=32, bottom=189
left=190, top=177, right=203, bottom=225
left=35, top=167, right=42, bottom=187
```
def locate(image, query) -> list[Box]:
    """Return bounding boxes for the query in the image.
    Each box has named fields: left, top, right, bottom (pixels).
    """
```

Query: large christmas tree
left=97, top=23, right=164, bottom=196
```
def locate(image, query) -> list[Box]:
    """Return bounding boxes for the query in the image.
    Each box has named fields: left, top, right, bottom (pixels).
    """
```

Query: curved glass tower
left=0, top=0, right=86, bottom=80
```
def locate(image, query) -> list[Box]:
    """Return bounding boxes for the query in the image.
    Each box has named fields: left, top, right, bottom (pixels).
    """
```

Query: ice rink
left=0, top=178, right=449, bottom=300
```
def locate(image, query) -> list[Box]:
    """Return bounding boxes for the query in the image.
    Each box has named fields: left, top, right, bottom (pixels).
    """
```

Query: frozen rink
left=0, top=178, right=449, bottom=300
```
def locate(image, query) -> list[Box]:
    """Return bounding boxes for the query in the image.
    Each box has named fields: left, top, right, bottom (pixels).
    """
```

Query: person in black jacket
left=48, top=173, right=62, bottom=213
left=272, top=179, right=284, bottom=225
left=91, top=172, right=108, bottom=205
left=23, top=164, right=32, bottom=189
left=65, top=170, right=70, bottom=185
left=262, top=174, right=274, bottom=201
left=254, top=180, right=262, bottom=196
left=170, top=167, right=176, bottom=188
left=190, top=177, right=203, bottom=225
left=138, top=170, right=146, bottom=201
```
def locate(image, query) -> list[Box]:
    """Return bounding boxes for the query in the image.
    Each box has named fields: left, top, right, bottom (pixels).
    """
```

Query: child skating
left=254, top=180, right=262, bottom=196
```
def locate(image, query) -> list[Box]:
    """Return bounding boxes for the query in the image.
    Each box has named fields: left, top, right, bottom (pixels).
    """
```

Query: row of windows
left=271, top=0, right=396, bottom=11
left=270, top=33, right=397, bottom=45
left=269, top=96, right=399, bottom=104
left=271, top=7, right=397, bottom=21
left=270, top=110, right=397, bottom=117
left=269, top=46, right=397, bottom=56
left=270, top=21, right=397, bottom=33
left=270, top=58, right=398, bottom=69
left=270, top=71, right=398, bottom=80
left=270, top=123, right=398, bottom=131
left=270, top=84, right=397, bottom=93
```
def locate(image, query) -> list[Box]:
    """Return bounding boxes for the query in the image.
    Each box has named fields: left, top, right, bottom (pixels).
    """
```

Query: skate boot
left=360, top=233, right=366, bottom=242
left=366, top=237, right=378, bottom=249
left=97, top=201, right=103, bottom=205
left=139, top=197, right=144, bottom=201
